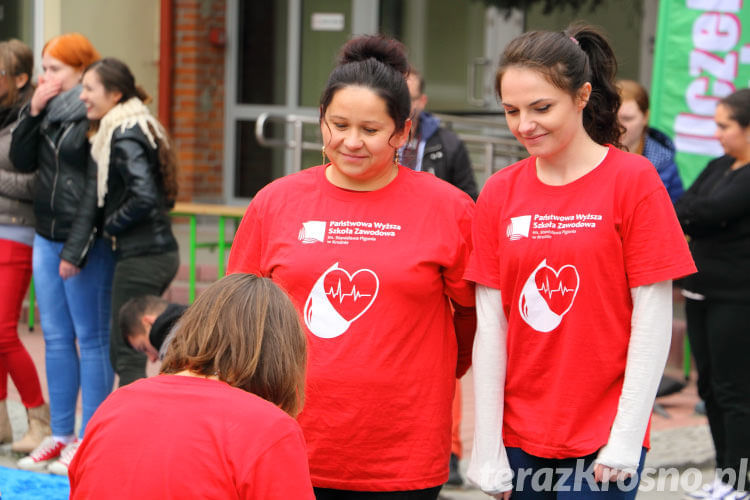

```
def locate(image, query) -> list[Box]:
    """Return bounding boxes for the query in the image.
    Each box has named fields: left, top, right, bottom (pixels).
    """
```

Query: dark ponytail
left=497, top=23, right=623, bottom=147
left=319, top=35, right=411, bottom=135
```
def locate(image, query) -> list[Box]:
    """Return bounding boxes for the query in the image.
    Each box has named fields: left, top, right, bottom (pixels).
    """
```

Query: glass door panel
left=236, top=1, right=288, bottom=105
left=299, top=0, right=353, bottom=107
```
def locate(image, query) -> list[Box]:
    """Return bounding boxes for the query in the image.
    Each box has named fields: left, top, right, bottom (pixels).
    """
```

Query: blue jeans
left=506, top=447, right=647, bottom=499
left=33, top=235, right=115, bottom=438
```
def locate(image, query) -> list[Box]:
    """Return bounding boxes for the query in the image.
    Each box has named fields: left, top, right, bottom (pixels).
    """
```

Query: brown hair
left=119, top=295, right=169, bottom=340
left=161, top=274, right=307, bottom=416
left=719, top=88, right=750, bottom=128
left=42, top=33, right=100, bottom=70
left=320, top=35, right=411, bottom=138
left=0, top=39, right=33, bottom=108
left=496, top=22, right=623, bottom=147
left=84, top=58, right=178, bottom=204
left=617, top=79, right=649, bottom=114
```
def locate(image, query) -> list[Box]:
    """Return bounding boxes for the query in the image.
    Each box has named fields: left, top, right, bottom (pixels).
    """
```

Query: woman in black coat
left=79, top=58, right=179, bottom=388
left=675, top=88, right=750, bottom=499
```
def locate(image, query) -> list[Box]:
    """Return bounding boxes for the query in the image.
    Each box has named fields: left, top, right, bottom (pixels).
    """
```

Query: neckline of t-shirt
left=526, top=145, right=613, bottom=193
left=316, top=163, right=409, bottom=201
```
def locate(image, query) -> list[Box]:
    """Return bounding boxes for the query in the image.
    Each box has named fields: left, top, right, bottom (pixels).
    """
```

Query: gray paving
left=0, top=397, right=718, bottom=499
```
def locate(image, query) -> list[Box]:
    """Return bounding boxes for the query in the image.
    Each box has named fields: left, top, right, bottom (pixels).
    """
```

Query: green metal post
left=28, top=277, right=35, bottom=331
left=217, top=216, right=226, bottom=279
left=683, top=336, right=691, bottom=381
left=190, top=214, right=197, bottom=303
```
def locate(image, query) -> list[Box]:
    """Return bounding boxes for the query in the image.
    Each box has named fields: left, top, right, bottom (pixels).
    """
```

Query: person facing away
left=0, top=38, right=52, bottom=455
left=68, top=273, right=314, bottom=499
left=227, top=34, right=476, bottom=500
left=399, top=68, right=478, bottom=200
left=466, top=23, right=695, bottom=499
left=118, top=295, right=187, bottom=362
left=78, top=57, right=180, bottom=387
left=616, top=79, right=684, bottom=203
left=10, top=32, right=116, bottom=476
left=675, top=88, right=750, bottom=500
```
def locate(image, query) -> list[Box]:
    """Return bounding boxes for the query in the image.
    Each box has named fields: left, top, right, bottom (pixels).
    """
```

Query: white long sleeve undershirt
left=467, top=281, right=672, bottom=494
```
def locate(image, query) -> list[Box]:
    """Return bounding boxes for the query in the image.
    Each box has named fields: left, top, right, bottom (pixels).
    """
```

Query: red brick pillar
left=171, top=0, right=226, bottom=202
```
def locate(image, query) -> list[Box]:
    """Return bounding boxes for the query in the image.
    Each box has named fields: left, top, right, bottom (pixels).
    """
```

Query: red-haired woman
left=10, top=33, right=115, bottom=474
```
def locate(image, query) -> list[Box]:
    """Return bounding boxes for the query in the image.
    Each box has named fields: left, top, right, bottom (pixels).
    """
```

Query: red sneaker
left=17, top=436, right=66, bottom=472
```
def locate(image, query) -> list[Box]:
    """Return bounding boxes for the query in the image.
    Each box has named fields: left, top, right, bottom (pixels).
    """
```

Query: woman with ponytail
left=466, top=24, right=695, bottom=498
left=79, top=58, right=179, bottom=392
left=228, top=35, right=475, bottom=499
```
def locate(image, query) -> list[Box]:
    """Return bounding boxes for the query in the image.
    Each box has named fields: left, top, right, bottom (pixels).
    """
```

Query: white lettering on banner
left=687, top=0, right=740, bottom=12
left=689, top=49, right=738, bottom=79
left=685, top=79, right=723, bottom=115
left=675, top=0, right=750, bottom=155
left=675, top=134, right=725, bottom=156
left=692, top=13, right=740, bottom=51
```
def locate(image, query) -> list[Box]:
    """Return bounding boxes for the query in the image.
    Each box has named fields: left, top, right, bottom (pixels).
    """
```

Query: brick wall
left=171, top=0, right=226, bottom=201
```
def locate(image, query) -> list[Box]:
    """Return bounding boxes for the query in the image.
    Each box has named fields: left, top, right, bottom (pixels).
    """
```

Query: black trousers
left=110, top=251, right=179, bottom=386
left=313, top=486, right=442, bottom=500
left=686, top=298, right=750, bottom=489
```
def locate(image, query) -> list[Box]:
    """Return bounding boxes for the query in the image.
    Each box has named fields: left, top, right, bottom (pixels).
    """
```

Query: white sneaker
left=47, top=439, right=80, bottom=476
left=17, top=436, right=66, bottom=471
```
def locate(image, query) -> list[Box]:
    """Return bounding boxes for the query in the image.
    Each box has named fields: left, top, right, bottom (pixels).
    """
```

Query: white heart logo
left=303, top=262, right=380, bottom=338
left=519, top=259, right=580, bottom=332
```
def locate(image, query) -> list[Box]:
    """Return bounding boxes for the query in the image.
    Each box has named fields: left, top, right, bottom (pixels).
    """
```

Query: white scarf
left=90, top=97, right=167, bottom=207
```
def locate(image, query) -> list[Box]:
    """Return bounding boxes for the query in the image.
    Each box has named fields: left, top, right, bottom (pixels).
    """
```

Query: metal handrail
left=254, top=111, right=527, bottom=185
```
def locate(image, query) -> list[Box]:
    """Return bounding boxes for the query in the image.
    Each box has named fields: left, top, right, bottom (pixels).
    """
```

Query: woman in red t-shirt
left=227, top=35, right=475, bottom=499
left=68, top=274, right=313, bottom=499
left=465, top=24, right=695, bottom=499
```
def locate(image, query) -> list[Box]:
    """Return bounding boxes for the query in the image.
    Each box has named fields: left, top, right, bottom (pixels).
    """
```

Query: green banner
left=651, top=0, right=750, bottom=187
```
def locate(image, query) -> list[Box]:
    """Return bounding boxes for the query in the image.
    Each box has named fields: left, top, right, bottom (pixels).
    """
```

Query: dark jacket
left=99, top=125, right=177, bottom=260
left=0, top=87, right=36, bottom=227
left=9, top=89, right=97, bottom=266
left=0, top=119, right=36, bottom=227
left=407, top=112, right=478, bottom=200
left=642, top=127, right=684, bottom=203
left=675, top=155, right=750, bottom=301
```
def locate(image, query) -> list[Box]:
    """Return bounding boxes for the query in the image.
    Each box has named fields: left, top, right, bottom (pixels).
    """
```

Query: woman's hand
left=492, top=491, right=512, bottom=499
left=30, top=76, right=62, bottom=116
left=594, top=463, right=632, bottom=483
left=59, top=259, right=81, bottom=280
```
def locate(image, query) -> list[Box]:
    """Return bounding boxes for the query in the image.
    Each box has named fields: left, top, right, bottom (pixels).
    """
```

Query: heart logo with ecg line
left=304, top=263, right=379, bottom=338
left=519, top=259, right=579, bottom=332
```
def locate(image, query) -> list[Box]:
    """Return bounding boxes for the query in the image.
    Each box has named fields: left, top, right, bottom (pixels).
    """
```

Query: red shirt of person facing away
left=68, top=274, right=314, bottom=499
left=227, top=35, right=475, bottom=499
left=466, top=24, right=695, bottom=500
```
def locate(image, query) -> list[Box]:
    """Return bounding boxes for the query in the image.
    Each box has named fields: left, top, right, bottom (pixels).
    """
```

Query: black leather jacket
left=10, top=103, right=97, bottom=266
left=99, top=125, right=177, bottom=259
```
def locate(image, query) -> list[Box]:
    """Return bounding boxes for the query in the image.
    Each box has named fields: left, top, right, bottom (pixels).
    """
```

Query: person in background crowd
left=227, top=34, right=475, bottom=500
left=617, top=79, right=684, bottom=203
left=118, top=295, right=186, bottom=361
left=10, top=33, right=114, bottom=475
left=0, top=38, right=51, bottom=454
left=69, top=273, right=314, bottom=499
left=79, top=57, right=179, bottom=391
left=402, top=67, right=477, bottom=487
left=467, top=24, right=695, bottom=499
left=400, top=68, right=478, bottom=201
left=676, top=88, right=750, bottom=500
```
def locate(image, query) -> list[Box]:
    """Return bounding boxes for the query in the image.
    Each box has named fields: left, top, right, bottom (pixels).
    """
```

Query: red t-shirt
left=465, top=146, right=696, bottom=459
left=227, top=165, right=474, bottom=490
left=68, top=375, right=314, bottom=499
